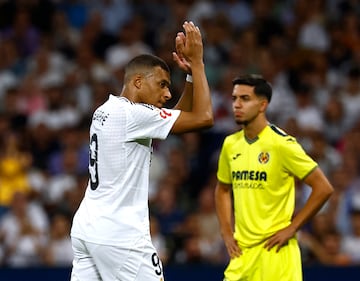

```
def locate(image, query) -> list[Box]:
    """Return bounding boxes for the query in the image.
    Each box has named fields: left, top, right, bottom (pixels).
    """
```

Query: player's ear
left=133, top=75, right=142, bottom=89
left=259, top=98, right=268, bottom=113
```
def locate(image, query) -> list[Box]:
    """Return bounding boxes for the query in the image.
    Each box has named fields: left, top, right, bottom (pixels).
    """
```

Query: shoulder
left=126, top=103, right=180, bottom=125
left=113, top=99, right=158, bottom=116
left=266, top=124, right=297, bottom=143
left=222, top=130, right=244, bottom=151
left=265, top=124, right=308, bottom=156
left=137, top=102, right=157, bottom=111
left=224, top=129, right=244, bottom=144
left=268, top=123, right=288, bottom=137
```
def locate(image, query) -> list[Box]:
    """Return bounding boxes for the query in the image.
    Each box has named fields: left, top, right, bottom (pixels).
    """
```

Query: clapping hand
left=173, top=21, right=203, bottom=74
left=173, top=30, right=191, bottom=73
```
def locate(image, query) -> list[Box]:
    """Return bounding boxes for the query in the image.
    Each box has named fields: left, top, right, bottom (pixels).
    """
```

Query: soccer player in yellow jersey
left=215, top=74, right=334, bottom=281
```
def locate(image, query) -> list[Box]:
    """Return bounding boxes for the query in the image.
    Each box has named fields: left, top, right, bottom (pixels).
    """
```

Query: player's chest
left=228, top=144, right=278, bottom=172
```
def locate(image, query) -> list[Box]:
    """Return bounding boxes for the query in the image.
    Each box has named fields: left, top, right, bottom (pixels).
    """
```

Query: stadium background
left=0, top=0, right=360, bottom=280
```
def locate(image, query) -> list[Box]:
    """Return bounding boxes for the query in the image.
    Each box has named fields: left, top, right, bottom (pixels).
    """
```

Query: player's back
left=71, top=95, right=153, bottom=246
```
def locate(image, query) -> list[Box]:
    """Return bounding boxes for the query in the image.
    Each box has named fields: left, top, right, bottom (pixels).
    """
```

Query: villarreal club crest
left=258, top=152, right=269, bottom=164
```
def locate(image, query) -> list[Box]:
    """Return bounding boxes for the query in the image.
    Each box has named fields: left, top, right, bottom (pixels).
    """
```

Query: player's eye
left=160, top=81, right=169, bottom=89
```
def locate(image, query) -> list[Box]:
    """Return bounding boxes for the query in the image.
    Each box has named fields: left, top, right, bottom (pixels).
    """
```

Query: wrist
left=186, top=74, right=193, bottom=83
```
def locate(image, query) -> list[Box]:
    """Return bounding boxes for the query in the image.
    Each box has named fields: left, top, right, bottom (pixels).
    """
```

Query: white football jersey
left=70, top=94, right=180, bottom=246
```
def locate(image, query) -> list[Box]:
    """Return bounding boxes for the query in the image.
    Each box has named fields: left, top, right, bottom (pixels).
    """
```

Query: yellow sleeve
left=280, top=136, right=318, bottom=180
left=216, top=137, right=232, bottom=184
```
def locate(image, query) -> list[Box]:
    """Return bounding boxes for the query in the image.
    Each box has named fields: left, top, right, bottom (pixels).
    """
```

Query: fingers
left=225, top=238, right=242, bottom=259
left=264, top=237, right=278, bottom=251
left=229, top=245, right=242, bottom=258
left=180, top=21, right=203, bottom=62
left=176, top=32, right=186, bottom=45
left=182, top=21, right=201, bottom=42
left=264, top=236, right=289, bottom=252
left=175, top=32, right=185, bottom=55
left=228, top=246, right=242, bottom=259
left=174, top=20, right=202, bottom=70
left=182, top=21, right=199, bottom=32
left=172, top=52, right=181, bottom=65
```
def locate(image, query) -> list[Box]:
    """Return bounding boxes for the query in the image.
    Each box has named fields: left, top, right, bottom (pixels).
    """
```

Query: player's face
left=232, top=84, right=266, bottom=125
left=141, top=67, right=171, bottom=108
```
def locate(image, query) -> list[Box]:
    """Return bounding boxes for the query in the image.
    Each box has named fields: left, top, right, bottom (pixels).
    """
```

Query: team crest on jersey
left=258, top=152, right=269, bottom=164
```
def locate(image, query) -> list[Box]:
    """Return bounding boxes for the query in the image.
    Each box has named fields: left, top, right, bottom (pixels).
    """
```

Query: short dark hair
left=124, top=54, right=170, bottom=82
left=232, top=74, right=272, bottom=102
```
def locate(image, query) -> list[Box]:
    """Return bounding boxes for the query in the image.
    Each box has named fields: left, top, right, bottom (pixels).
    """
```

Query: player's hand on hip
left=264, top=225, right=296, bottom=252
left=223, top=234, right=242, bottom=259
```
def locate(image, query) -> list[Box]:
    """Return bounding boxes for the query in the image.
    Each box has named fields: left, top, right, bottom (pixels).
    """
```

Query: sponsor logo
left=232, top=170, right=267, bottom=190
left=233, top=182, right=265, bottom=189
left=232, top=170, right=267, bottom=181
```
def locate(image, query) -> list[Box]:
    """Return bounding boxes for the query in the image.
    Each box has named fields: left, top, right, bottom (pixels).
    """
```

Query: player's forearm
left=292, top=194, right=331, bottom=232
left=291, top=184, right=333, bottom=232
left=173, top=80, right=193, bottom=111
left=190, top=62, right=213, bottom=127
left=215, top=184, right=234, bottom=237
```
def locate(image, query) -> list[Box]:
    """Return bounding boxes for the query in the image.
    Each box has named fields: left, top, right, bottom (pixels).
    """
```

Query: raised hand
left=172, top=31, right=191, bottom=73
left=172, top=21, right=203, bottom=72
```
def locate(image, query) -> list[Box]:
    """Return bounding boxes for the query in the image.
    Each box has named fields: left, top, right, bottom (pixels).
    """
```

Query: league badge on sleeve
left=159, top=109, right=172, bottom=119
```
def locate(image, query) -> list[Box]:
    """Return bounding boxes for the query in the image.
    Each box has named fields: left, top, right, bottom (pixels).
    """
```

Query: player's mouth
left=234, top=111, right=244, bottom=118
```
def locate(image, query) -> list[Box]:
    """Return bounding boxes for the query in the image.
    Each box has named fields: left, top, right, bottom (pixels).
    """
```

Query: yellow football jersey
left=217, top=124, right=317, bottom=248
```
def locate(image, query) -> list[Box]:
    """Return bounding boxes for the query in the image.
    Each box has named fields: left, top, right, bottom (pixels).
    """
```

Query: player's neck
left=121, top=91, right=137, bottom=103
left=243, top=117, right=268, bottom=140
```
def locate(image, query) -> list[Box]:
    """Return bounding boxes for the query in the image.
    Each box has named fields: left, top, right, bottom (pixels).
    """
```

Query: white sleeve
left=126, top=103, right=180, bottom=140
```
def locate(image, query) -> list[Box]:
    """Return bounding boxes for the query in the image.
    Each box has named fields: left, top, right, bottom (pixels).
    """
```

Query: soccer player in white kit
left=70, top=21, right=213, bottom=281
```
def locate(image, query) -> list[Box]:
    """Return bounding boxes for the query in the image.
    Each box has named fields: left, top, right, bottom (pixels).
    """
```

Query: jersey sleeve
left=280, top=136, right=318, bottom=180
left=217, top=137, right=232, bottom=184
left=126, top=103, right=180, bottom=140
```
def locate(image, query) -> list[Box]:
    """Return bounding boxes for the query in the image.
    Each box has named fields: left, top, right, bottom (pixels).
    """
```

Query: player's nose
left=164, top=90, right=172, bottom=100
left=233, top=99, right=242, bottom=108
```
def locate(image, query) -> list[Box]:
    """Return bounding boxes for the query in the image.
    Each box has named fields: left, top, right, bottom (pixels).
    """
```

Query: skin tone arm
left=215, top=181, right=242, bottom=258
left=264, top=167, right=334, bottom=252
left=172, top=76, right=193, bottom=112
left=170, top=21, right=213, bottom=134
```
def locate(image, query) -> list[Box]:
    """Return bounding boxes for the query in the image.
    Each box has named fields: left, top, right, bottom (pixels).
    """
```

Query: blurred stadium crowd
left=0, top=0, right=360, bottom=268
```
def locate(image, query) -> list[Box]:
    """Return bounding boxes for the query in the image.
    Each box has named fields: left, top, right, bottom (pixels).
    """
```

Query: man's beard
left=236, top=120, right=249, bottom=126
left=235, top=112, right=258, bottom=126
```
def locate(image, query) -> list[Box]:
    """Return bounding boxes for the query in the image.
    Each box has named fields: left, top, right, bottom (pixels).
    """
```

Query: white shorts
left=70, top=236, right=164, bottom=281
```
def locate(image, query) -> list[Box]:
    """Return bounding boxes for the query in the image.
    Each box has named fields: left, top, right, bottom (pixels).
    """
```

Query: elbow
left=327, top=184, right=334, bottom=198
left=323, top=183, right=334, bottom=201
left=205, top=114, right=214, bottom=128
left=201, top=113, right=214, bottom=129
